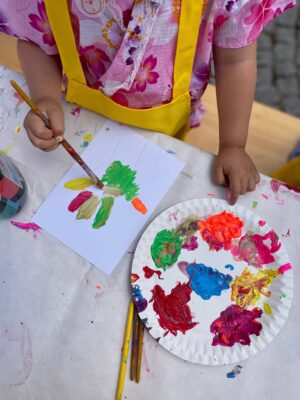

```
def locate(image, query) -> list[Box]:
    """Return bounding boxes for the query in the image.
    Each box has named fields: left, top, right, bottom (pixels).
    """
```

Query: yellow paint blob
left=231, top=268, right=279, bottom=308
left=14, top=125, right=21, bottom=133
left=83, top=132, right=93, bottom=142
left=263, top=302, right=272, bottom=315
left=76, top=196, right=100, bottom=220
left=64, top=177, right=94, bottom=190
left=1, top=146, right=13, bottom=154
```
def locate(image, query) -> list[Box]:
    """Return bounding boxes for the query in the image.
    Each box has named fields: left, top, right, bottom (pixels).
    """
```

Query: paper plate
left=131, top=198, right=293, bottom=365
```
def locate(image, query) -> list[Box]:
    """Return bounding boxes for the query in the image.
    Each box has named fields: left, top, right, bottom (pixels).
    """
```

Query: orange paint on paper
left=231, top=268, right=279, bottom=308
left=96, top=285, right=101, bottom=290
left=131, top=197, right=147, bottom=215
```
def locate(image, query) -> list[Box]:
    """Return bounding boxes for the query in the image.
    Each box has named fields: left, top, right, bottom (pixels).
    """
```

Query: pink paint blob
left=210, top=305, right=262, bottom=346
left=231, top=230, right=281, bottom=268
left=259, top=220, right=266, bottom=227
left=270, top=179, right=281, bottom=194
left=10, top=221, right=41, bottom=233
left=278, top=263, right=292, bottom=275
left=261, top=194, right=269, bottom=200
left=182, top=235, right=198, bottom=251
left=143, top=266, right=163, bottom=280
left=68, top=191, right=93, bottom=212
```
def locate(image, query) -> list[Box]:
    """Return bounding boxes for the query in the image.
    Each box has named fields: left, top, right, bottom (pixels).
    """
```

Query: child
left=0, top=0, right=296, bottom=203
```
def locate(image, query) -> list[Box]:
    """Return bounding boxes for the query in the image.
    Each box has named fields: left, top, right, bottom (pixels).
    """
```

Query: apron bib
left=45, top=0, right=204, bottom=138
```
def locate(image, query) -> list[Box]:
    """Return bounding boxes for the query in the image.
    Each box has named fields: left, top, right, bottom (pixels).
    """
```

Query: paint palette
left=131, top=198, right=293, bottom=365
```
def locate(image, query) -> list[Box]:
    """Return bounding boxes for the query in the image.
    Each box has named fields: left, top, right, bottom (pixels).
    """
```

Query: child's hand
left=213, top=147, right=260, bottom=205
left=24, top=98, right=65, bottom=152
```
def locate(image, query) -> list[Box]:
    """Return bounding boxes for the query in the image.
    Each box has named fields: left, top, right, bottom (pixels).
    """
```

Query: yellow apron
left=45, top=0, right=204, bottom=139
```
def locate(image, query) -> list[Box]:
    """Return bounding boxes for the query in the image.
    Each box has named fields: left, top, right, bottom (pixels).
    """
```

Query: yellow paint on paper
left=14, top=125, right=21, bottom=133
left=64, top=177, right=94, bottom=190
left=264, top=302, right=272, bottom=315
left=83, top=132, right=93, bottom=143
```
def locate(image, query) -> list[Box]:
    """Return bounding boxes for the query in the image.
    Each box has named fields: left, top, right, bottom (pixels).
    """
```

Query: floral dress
left=0, top=0, right=296, bottom=127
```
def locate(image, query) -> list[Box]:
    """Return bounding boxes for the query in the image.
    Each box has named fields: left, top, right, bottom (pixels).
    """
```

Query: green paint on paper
left=93, top=196, right=114, bottom=229
left=151, top=229, right=183, bottom=270
left=76, top=196, right=100, bottom=220
left=252, top=201, right=258, bottom=209
left=101, top=161, right=139, bottom=201
left=280, top=293, right=286, bottom=299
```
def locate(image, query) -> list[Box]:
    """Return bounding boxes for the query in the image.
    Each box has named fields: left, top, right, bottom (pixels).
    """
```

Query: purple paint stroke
left=182, top=235, right=198, bottom=251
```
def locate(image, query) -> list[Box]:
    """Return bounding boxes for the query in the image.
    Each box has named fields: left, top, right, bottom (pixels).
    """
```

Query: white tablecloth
left=1, top=67, right=299, bottom=400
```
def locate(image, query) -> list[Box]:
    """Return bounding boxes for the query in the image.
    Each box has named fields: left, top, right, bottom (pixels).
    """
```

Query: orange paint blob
left=95, top=285, right=101, bottom=290
left=131, top=197, right=147, bottom=215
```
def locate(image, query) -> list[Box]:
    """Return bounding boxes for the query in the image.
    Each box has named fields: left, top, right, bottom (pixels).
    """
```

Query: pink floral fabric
left=0, top=0, right=296, bottom=128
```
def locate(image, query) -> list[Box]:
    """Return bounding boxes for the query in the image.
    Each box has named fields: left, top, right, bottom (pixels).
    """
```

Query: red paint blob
left=68, top=191, right=93, bottom=212
left=131, top=273, right=140, bottom=283
left=259, top=220, right=266, bottom=227
left=150, top=282, right=198, bottom=336
left=143, top=266, right=163, bottom=280
left=210, top=305, right=262, bottom=346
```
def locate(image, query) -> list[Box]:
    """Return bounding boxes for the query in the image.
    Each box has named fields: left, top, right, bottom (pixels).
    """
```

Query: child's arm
left=18, top=40, right=64, bottom=151
left=213, top=42, right=260, bottom=204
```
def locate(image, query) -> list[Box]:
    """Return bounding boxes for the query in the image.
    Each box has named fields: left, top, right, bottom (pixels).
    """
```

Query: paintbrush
left=135, top=315, right=144, bottom=383
left=10, top=80, right=103, bottom=189
left=130, top=306, right=139, bottom=381
left=116, top=301, right=134, bottom=400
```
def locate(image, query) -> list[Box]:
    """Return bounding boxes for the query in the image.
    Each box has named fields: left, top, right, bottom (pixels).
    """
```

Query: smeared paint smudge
left=131, top=197, right=147, bottom=215
left=131, top=273, right=140, bottom=283
left=185, top=263, right=233, bottom=300
left=210, top=305, right=262, bottom=346
left=259, top=220, right=266, bottom=227
left=150, top=282, right=198, bottom=336
left=198, top=211, right=243, bottom=251
left=177, top=261, right=189, bottom=277
left=14, top=125, right=21, bottom=133
left=80, top=132, right=93, bottom=148
left=70, top=106, right=81, bottom=117
left=166, top=149, right=176, bottom=154
left=168, top=210, right=179, bottom=222
left=1, top=146, right=13, bottom=154
left=231, top=230, right=281, bottom=268
left=282, top=229, right=290, bottom=238
left=182, top=235, right=198, bottom=251
left=132, top=284, right=148, bottom=312
left=261, top=194, right=269, bottom=200
left=231, top=268, right=279, bottom=308
left=95, top=285, right=101, bottom=290
left=68, top=191, right=93, bottom=212
left=252, top=200, right=258, bottom=209
left=93, top=196, right=114, bottom=228
left=76, top=196, right=100, bottom=220
left=263, top=302, right=272, bottom=315
left=225, top=264, right=234, bottom=271
left=227, top=365, right=243, bottom=379
left=11, top=221, right=41, bottom=233
left=143, top=266, right=163, bottom=280
left=270, top=179, right=281, bottom=194
left=207, top=193, right=217, bottom=197
left=151, top=229, right=183, bottom=270
left=278, top=263, right=292, bottom=275
left=176, top=216, right=199, bottom=238
left=64, top=177, right=94, bottom=190
left=280, top=293, right=286, bottom=299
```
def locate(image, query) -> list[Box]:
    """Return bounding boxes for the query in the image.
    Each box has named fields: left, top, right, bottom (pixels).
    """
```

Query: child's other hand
left=213, top=147, right=260, bottom=205
left=24, top=98, right=64, bottom=152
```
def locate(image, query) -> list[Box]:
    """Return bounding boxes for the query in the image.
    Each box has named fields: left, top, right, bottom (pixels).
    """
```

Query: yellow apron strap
left=45, top=0, right=86, bottom=85
left=45, top=0, right=203, bottom=97
left=173, top=0, right=204, bottom=99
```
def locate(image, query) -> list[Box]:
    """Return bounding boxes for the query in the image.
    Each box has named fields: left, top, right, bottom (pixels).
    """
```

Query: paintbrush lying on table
left=10, top=80, right=103, bottom=189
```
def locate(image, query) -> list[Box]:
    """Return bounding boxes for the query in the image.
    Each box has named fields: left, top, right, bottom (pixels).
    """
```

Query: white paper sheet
left=33, top=120, right=184, bottom=274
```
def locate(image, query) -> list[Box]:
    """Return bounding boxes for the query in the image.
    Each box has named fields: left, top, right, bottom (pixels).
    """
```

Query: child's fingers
left=47, top=107, right=65, bottom=137
left=240, top=177, right=248, bottom=195
left=247, top=176, right=257, bottom=192
left=228, top=173, right=241, bottom=205
left=26, top=126, right=58, bottom=150
left=214, top=165, right=226, bottom=186
left=255, top=172, right=260, bottom=184
left=24, top=112, right=54, bottom=139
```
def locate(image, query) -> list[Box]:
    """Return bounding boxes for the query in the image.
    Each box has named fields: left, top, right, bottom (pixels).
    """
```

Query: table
left=1, top=67, right=299, bottom=400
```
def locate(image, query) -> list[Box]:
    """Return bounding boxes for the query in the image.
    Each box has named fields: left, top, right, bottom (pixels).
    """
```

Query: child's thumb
left=47, top=107, right=65, bottom=137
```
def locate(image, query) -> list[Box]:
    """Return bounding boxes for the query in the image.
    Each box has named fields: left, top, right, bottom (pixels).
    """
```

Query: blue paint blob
left=132, top=284, right=148, bottom=312
left=225, top=264, right=234, bottom=271
left=226, top=365, right=243, bottom=378
left=186, top=263, right=233, bottom=300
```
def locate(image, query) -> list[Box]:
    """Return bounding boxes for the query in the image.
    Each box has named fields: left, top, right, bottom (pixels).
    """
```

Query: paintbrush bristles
left=130, top=307, right=139, bottom=381
left=135, top=317, right=144, bottom=383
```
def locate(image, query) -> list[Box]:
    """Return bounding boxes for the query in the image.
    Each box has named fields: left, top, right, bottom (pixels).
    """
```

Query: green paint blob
left=93, top=196, right=115, bottom=229
left=101, top=161, right=139, bottom=201
left=252, top=200, right=258, bottom=209
left=151, top=229, right=183, bottom=270
left=76, top=196, right=100, bottom=220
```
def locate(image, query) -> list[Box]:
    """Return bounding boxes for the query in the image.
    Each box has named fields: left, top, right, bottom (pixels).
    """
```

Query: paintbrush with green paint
left=10, top=80, right=103, bottom=189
